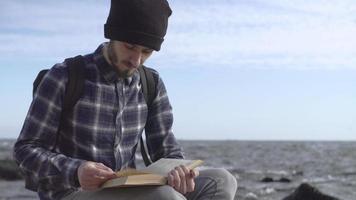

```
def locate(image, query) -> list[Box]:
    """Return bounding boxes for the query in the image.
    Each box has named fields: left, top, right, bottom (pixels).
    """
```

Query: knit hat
left=104, top=0, right=172, bottom=51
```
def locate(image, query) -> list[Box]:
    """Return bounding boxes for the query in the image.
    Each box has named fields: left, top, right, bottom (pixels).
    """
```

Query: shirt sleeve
left=144, top=74, right=185, bottom=161
left=13, top=63, right=85, bottom=190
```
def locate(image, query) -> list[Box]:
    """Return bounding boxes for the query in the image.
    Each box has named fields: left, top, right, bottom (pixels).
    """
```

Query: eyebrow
left=125, top=42, right=153, bottom=52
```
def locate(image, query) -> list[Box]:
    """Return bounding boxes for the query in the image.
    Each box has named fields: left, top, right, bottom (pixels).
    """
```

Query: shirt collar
left=93, top=42, right=139, bottom=86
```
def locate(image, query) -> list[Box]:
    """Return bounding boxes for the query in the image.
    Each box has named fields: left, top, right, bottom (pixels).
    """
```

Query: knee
left=151, top=185, right=186, bottom=200
left=203, top=168, right=238, bottom=198
left=214, top=168, right=238, bottom=190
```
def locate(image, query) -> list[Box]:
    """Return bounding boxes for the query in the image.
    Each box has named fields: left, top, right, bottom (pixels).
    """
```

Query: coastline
left=1, top=140, right=356, bottom=200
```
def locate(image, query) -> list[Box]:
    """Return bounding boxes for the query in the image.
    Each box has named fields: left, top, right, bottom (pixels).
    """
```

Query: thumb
left=96, top=163, right=115, bottom=173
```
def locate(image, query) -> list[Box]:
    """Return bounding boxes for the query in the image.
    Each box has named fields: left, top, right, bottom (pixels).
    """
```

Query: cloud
left=1, top=0, right=356, bottom=70
left=0, top=0, right=108, bottom=60
left=154, top=0, right=356, bottom=70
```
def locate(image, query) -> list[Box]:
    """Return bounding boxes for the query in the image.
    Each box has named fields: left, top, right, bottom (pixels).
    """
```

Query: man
left=13, top=0, right=237, bottom=199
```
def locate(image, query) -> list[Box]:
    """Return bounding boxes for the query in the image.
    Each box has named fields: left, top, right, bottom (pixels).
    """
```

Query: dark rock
left=261, top=176, right=292, bottom=183
left=261, top=177, right=274, bottom=182
left=0, top=159, right=23, bottom=180
left=282, top=183, right=340, bottom=200
left=278, top=177, right=292, bottom=183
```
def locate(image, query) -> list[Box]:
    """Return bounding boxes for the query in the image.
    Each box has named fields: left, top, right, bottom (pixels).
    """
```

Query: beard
left=117, top=67, right=135, bottom=78
left=107, top=43, right=138, bottom=78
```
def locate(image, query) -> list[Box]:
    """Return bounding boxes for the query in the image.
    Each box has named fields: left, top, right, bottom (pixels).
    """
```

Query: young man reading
left=13, top=0, right=237, bottom=199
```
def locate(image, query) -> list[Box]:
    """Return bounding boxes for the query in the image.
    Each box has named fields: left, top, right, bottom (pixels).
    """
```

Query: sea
left=1, top=139, right=356, bottom=200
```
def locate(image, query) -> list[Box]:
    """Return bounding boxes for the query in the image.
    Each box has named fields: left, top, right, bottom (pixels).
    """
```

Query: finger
left=181, top=165, right=190, bottom=177
left=78, top=162, right=111, bottom=190
left=96, top=163, right=115, bottom=173
left=168, top=173, right=174, bottom=187
left=176, top=166, right=187, bottom=194
left=181, top=166, right=194, bottom=192
left=171, top=169, right=181, bottom=191
left=95, top=164, right=116, bottom=178
left=186, top=178, right=195, bottom=192
left=190, top=169, right=199, bottom=178
left=85, top=176, right=110, bottom=189
left=93, top=169, right=116, bottom=180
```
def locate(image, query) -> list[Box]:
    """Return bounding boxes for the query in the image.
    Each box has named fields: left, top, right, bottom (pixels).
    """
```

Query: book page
left=115, top=168, right=150, bottom=177
left=141, top=158, right=203, bottom=176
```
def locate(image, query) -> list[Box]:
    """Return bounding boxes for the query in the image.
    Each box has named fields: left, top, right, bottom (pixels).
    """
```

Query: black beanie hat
left=104, top=0, right=172, bottom=51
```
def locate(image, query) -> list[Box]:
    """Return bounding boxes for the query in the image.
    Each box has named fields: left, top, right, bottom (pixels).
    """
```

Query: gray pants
left=64, top=168, right=237, bottom=200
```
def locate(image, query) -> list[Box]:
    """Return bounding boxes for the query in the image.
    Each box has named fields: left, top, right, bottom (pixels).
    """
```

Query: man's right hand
left=77, top=161, right=117, bottom=190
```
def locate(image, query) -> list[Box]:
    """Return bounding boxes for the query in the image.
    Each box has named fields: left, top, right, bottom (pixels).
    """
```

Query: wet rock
left=261, top=177, right=274, bottom=182
left=244, top=192, right=258, bottom=200
left=282, top=183, right=340, bottom=200
left=278, top=177, right=291, bottom=183
left=261, top=176, right=292, bottom=183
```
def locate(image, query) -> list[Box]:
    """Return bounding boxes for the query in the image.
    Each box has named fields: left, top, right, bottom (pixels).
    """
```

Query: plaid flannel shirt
left=13, top=43, right=184, bottom=200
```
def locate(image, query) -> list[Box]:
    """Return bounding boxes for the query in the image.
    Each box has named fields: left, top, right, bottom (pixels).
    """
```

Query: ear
left=109, top=40, right=114, bottom=46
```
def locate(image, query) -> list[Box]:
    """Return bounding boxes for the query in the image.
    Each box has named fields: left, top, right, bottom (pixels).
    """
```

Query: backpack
left=33, top=55, right=156, bottom=168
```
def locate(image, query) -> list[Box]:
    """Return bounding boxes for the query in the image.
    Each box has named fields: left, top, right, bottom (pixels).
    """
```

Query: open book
left=101, top=158, right=204, bottom=188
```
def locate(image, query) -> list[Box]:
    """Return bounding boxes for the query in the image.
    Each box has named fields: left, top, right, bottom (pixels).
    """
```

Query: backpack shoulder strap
left=32, top=55, right=86, bottom=110
left=138, top=65, right=157, bottom=109
left=27, top=55, right=86, bottom=191
left=63, top=55, right=86, bottom=113
left=33, top=69, right=49, bottom=97
left=52, top=55, right=86, bottom=153
left=138, top=65, right=158, bottom=166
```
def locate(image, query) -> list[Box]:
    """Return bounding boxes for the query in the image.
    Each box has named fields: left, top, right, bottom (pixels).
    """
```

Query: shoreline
left=1, top=140, right=355, bottom=199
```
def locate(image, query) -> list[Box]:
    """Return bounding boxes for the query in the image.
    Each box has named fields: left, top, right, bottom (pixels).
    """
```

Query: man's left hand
left=167, top=165, right=199, bottom=194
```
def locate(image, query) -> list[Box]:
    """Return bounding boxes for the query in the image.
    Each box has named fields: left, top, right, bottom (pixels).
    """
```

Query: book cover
left=101, top=158, right=204, bottom=188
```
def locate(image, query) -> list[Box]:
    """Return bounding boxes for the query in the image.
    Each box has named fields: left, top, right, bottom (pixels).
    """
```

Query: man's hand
left=77, top=161, right=117, bottom=191
left=167, top=165, right=199, bottom=194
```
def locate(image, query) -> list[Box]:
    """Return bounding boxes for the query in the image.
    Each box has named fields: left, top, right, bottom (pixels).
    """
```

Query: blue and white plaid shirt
left=13, top=43, right=184, bottom=200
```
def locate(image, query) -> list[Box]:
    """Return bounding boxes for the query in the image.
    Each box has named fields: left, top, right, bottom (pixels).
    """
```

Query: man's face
left=107, top=40, right=154, bottom=78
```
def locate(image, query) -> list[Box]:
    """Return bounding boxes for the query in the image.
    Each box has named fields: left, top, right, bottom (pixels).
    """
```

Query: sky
left=0, top=0, right=355, bottom=140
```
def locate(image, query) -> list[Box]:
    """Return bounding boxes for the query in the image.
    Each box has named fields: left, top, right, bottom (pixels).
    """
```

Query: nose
left=128, top=51, right=142, bottom=68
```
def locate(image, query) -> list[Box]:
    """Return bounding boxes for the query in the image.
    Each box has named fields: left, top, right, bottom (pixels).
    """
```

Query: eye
left=143, top=49, right=153, bottom=55
left=125, top=43, right=135, bottom=50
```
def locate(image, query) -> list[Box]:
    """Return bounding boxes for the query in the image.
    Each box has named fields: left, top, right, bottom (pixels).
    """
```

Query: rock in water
left=278, top=177, right=291, bottom=183
left=282, top=183, right=340, bottom=200
left=245, top=192, right=258, bottom=200
left=261, top=177, right=274, bottom=182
